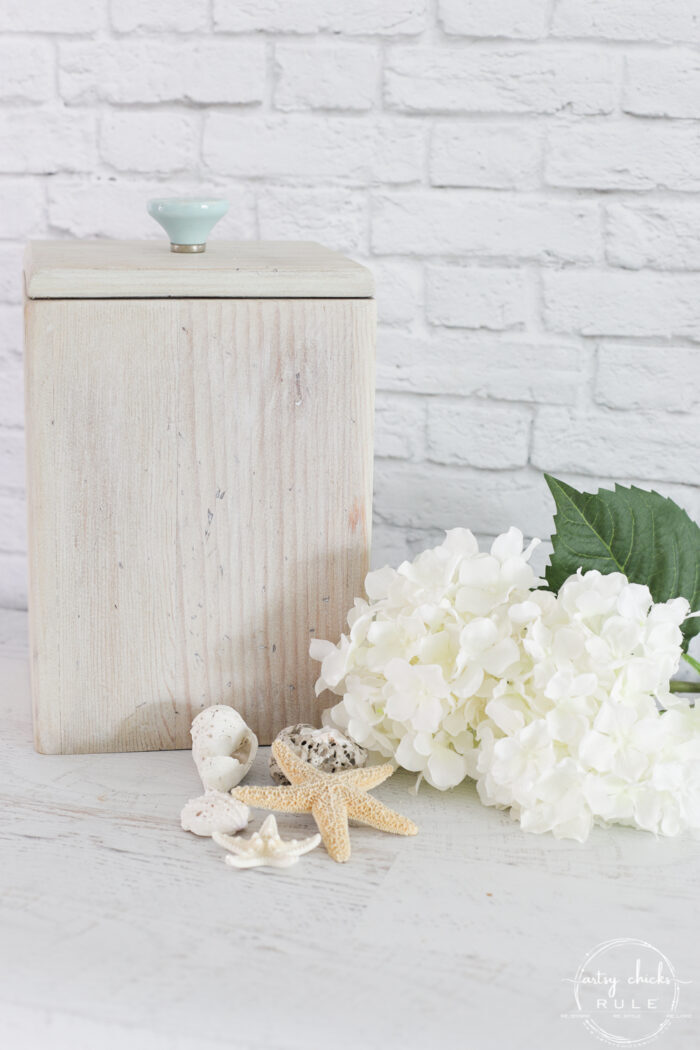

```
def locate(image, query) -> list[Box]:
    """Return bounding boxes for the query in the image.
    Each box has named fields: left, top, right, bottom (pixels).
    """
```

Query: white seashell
left=191, top=704, right=258, bottom=791
left=269, top=723, right=368, bottom=785
left=180, top=790, right=250, bottom=837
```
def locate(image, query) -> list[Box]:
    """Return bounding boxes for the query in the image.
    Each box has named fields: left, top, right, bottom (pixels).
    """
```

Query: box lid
left=24, top=240, right=374, bottom=300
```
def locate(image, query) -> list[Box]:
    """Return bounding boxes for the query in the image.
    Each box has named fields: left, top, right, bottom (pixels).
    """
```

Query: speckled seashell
left=269, top=723, right=368, bottom=785
left=180, top=790, right=250, bottom=837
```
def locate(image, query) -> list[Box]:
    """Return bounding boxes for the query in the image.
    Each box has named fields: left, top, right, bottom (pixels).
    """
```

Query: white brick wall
left=1, top=1, right=700, bottom=609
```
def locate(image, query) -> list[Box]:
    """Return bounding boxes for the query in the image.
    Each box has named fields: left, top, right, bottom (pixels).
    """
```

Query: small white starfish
left=212, top=814, right=321, bottom=869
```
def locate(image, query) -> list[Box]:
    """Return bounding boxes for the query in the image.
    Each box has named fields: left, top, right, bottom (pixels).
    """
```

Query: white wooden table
left=1, top=607, right=697, bottom=1050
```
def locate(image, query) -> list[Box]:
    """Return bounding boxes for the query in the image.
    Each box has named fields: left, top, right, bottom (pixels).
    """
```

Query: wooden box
left=24, top=240, right=375, bottom=754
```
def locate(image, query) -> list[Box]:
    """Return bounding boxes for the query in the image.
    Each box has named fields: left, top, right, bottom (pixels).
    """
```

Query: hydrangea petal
left=426, top=746, right=468, bottom=790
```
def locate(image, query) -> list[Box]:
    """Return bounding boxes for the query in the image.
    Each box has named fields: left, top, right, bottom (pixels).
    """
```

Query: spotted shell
left=269, top=723, right=368, bottom=785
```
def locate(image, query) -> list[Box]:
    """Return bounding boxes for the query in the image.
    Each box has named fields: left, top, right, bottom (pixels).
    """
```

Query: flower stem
left=682, top=651, right=700, bottom=675
left=670, top=679, right=700, bottom=693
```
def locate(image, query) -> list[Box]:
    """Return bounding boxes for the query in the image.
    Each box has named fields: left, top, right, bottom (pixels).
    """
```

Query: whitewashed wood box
left=24, top=240, right=375, bottom=754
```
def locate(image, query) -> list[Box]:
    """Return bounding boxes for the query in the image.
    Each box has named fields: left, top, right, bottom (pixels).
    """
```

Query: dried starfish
left=213, top=814, right=320, bottom=870
left=232, top=741, right=418, bottom=862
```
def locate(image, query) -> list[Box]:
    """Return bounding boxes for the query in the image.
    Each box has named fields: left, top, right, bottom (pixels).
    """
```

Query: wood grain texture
left=1, top=609, right=699, bottom=1050
left=24, top=240, right=374, bottom=299
left=25, top=297, right=375, bottom=753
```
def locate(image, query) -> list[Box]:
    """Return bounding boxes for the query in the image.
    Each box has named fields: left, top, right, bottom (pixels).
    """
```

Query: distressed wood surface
left=24, top=240, right=374, bottom=299
left=1, top=609, right=698, bottom=1050
left=25, top=297, right=375, bottom=753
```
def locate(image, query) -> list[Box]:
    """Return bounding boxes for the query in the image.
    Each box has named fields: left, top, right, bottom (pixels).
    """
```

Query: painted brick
left=0, top=305, right=22, bottom=357
left=552, top=0, right=700, bottom=44
left=100, top=111, right=200, bottom=174
left=0, top=108, right=95, bottom=174
left=373, top=459, right=551, bottom=537
left=426, top=266, right=530, bottom=330
left=543, top=270, right=700, bottom=339
left=371, top=260, right=423, bottom=326
left=385, top=47, right=615, bottom=115
left=370, top=522, right=414, bottom=569
left=0, top=492, right=25, bottom=551
left=47, top=177, right=255, bottom=239
left=607, top=202, right=700, bottom=270
left=624, top=51, right=700, bottom=119
left=439, top=0, right=549, bottom=39
left=257, top=187, right=367, bottom=253
left=546, top=122, right=700, bottom=191
left=595, top=345, right=700, bottom=413
left=372, top=191, right=600, bottom=262
left=0, top=553, right=26, bottom=609
left=0, top=358, right=22, bottom=430
left=427, top=399, right=531, bottom=469
left=110, top=0, right=209, bottom=32
left=0, top=246, right=26, bottom=304
left=0, top=39, right=54, bottom=102
left=376, top=330, right=586, bottom=404
left=430, top=123, right=541, bottom=189
left=0, top=0, right=103, bottom=32
left=275, top=43, right=378, bottom=112
left=532, top=406, right=700, bottom=485
left=0, top=429, right=25, bottom=491
left=60, top=40, right=266, bottom=105
left=375, top=393, right=426, bottom=460
left=0, top=180, right=45, bottom=240
left=204, top=114, right=424, bottom=183
left=213, top=0, right=427, bottom=35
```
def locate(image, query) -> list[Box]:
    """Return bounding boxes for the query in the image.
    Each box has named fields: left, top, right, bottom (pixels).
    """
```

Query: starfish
left=213, top=814, right=320, bottom=870
left=232, top=741, right=418, bottom=862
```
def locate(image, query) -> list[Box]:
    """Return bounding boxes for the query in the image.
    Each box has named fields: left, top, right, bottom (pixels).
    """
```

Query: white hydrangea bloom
left=310, top=527, right=539, bottom=791
left=311, top=532, right=700, bottom=842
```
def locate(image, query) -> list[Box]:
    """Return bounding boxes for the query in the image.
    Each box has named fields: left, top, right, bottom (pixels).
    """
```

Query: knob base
left=170, top=242, right=206, bottom=253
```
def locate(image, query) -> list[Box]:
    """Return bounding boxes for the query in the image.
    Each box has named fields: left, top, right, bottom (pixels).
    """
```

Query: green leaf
left=544, top=475, right=700, bottom=648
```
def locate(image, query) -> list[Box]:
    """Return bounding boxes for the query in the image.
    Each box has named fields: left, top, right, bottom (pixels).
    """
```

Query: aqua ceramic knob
left=147, top=197, right=229, bottom=253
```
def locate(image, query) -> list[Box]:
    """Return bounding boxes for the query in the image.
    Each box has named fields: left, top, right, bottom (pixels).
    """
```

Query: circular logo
left=566, top=938, right=687, bottom=1046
